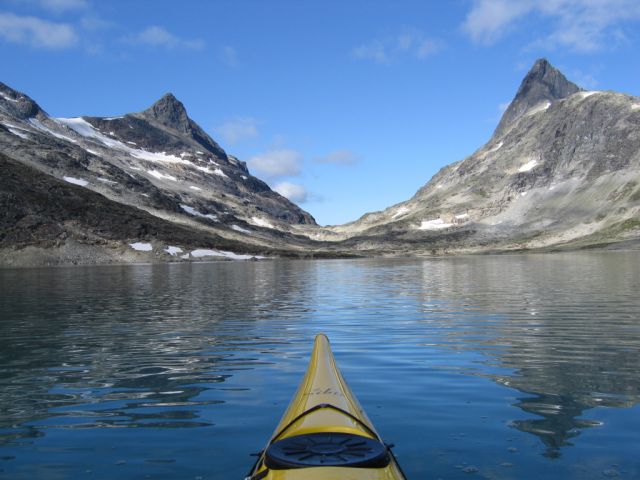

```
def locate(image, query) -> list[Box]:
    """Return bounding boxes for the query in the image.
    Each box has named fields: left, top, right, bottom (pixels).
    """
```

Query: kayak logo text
left=304, top=388, right=344, bottom=397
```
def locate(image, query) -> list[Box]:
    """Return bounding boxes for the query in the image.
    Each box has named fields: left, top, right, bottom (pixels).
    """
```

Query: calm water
left=0, top=253, right=639, bottom=479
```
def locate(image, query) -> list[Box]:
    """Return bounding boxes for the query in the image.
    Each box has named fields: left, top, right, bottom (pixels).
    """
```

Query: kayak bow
left=246, top=334, right=406, bottom=480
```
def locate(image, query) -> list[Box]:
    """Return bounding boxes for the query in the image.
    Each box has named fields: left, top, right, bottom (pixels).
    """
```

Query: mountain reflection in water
left=416, top=253, right=639, bottom=458
left=0, top=253, right=639, bottom=479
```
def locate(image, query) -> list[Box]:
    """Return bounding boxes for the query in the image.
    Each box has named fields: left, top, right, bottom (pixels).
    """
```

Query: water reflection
left=0, top=253, right=639, bottom=478
left=510, top=393, right=602, bottom=458
left=418, top=253, right=640, bottom=457
left=0, top=261, right=320, bottom=447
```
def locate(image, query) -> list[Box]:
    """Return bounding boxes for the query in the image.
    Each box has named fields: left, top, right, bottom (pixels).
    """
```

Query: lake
left=1, top=252, right=639, bottom=479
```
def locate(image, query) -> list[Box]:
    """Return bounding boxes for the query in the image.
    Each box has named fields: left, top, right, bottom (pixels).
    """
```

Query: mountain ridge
left=2, top=58, right=639, bottom=266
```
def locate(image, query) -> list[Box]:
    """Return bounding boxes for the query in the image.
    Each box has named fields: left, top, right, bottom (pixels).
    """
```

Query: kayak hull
left=247, top=334, right=406, bottom=480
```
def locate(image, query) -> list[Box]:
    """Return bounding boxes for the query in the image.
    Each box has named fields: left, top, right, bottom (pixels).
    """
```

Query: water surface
left=1, top=253, right=639, bottom=479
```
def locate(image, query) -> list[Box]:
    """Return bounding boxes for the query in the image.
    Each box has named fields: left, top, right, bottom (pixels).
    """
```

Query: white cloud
left=273, top=181, right=308, bottom=203
left=128, top=26, right=204, bottom=50
left=0, top=13, right=77, bottom=48
left=462, top=0, right=640, bottom=52
left=462, top=0, right=532, bottom=45
left=215, top=117, right=259, bottom=145
left=15, top=0, right=88, bottom=12
left=80, top=15, right=112, bottom=31
left=352, top=28, right=441, bottom=64
left=248, top=148, right=302, bottom=177
left=37, top=0, right=87, bottom=11
left=315, top=150, right=361, bottom=165
left=353, top=39, right=389, bottom=63
left=221, top=45, right=238, bottom=66
left=566, top=68, right=599, bottom=89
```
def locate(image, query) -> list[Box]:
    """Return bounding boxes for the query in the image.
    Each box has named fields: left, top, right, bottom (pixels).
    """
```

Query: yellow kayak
left=246, top=334, right=407, bottom=480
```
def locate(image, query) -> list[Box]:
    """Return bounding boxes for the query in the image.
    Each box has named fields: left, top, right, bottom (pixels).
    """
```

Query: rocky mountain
left=2, top=58, right=639, bottom=266
left=326, top=59, right=640, bottom=254
left=0, top=82, right=327, bottom=266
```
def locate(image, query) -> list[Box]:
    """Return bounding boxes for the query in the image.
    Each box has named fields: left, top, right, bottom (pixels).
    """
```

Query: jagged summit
left=122, top=92, right=228, bottom=158
left=494, top=58, right=581, bottom=138
left=140, top=92, right=191, bottom=133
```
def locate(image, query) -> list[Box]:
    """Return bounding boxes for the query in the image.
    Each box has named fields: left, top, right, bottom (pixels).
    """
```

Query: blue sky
left=1, top=0, right=640, bottom=225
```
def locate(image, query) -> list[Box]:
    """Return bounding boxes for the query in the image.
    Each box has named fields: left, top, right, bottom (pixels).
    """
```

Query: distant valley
left=1, top=59, right=639, bottom=267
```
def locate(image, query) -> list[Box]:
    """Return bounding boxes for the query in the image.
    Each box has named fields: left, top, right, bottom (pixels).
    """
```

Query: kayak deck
left=246, top=334, right=406, bottom=480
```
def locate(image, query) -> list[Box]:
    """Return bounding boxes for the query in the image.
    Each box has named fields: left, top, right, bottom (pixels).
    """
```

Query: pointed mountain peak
left=529, top=58, right=553, bottom=75
left=517, top=58, right=577, bottom=98
left=140, top=92, right=191, bottom=133
left=154, top=92, right=183, bottom=110
left=494, top=58, right=581, bottom=138
left=132, top=92, right=228, bottom=160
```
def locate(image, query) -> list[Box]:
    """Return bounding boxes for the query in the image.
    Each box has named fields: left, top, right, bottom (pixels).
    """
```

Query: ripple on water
left=0, top=254, right=639, bottom=479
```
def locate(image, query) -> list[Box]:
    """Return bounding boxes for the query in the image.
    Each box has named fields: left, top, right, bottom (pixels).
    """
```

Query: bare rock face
left=133, top=93, right=229, bottom=159
left=141, top=93, right=192, bottom=132
left=494, top=59, right=582, bottom=138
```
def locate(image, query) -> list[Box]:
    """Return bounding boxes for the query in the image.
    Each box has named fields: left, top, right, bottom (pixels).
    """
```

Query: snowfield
left=417, top=218, right=453, bottom=230
left=129, top=242, right=153, bottom=251
left=518, top=160, right=538, bottom=172
left=63, top=176, right=89, bottom=187
left=189, top=249, right=263, bottom=260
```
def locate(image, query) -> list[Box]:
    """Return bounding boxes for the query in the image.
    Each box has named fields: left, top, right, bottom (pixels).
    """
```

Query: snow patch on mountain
left=578, top=91, right=600, bottom=99
left=97, top=177, right=118, bottom=185
left=164, top=246, right=183, bottom=256
left=231, top=225, right=251, bottom=234
left=251, top=217, right=274, bottom=229
left=518, top=159, right=538, bottom=172
left=147, top=169, right=177, bottom=181
left=180, top=204, right=218, bottom=221
left=190, top=249, right=263, bottom=260
left=6, top=126, right=29, bottom=139
left=526, top=101, right=551, bottom=116
left=56, top=118, right=203, bottom=168
left=417, top=218, right=453, bottom=230
left=487, top=141, right=503, bottom=153
left=29, top=118, right=78, bottom=144
left=131, top=148, right=191, bottom=165
left=129, top=242, right=152, bottom=251
left=55, top=117, right=124, bottom=148
left=63, top=176, right=89, bottom=187
left=0, top=92, right=20, bottom=103
left=392, top=206, right=410, bottom=219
